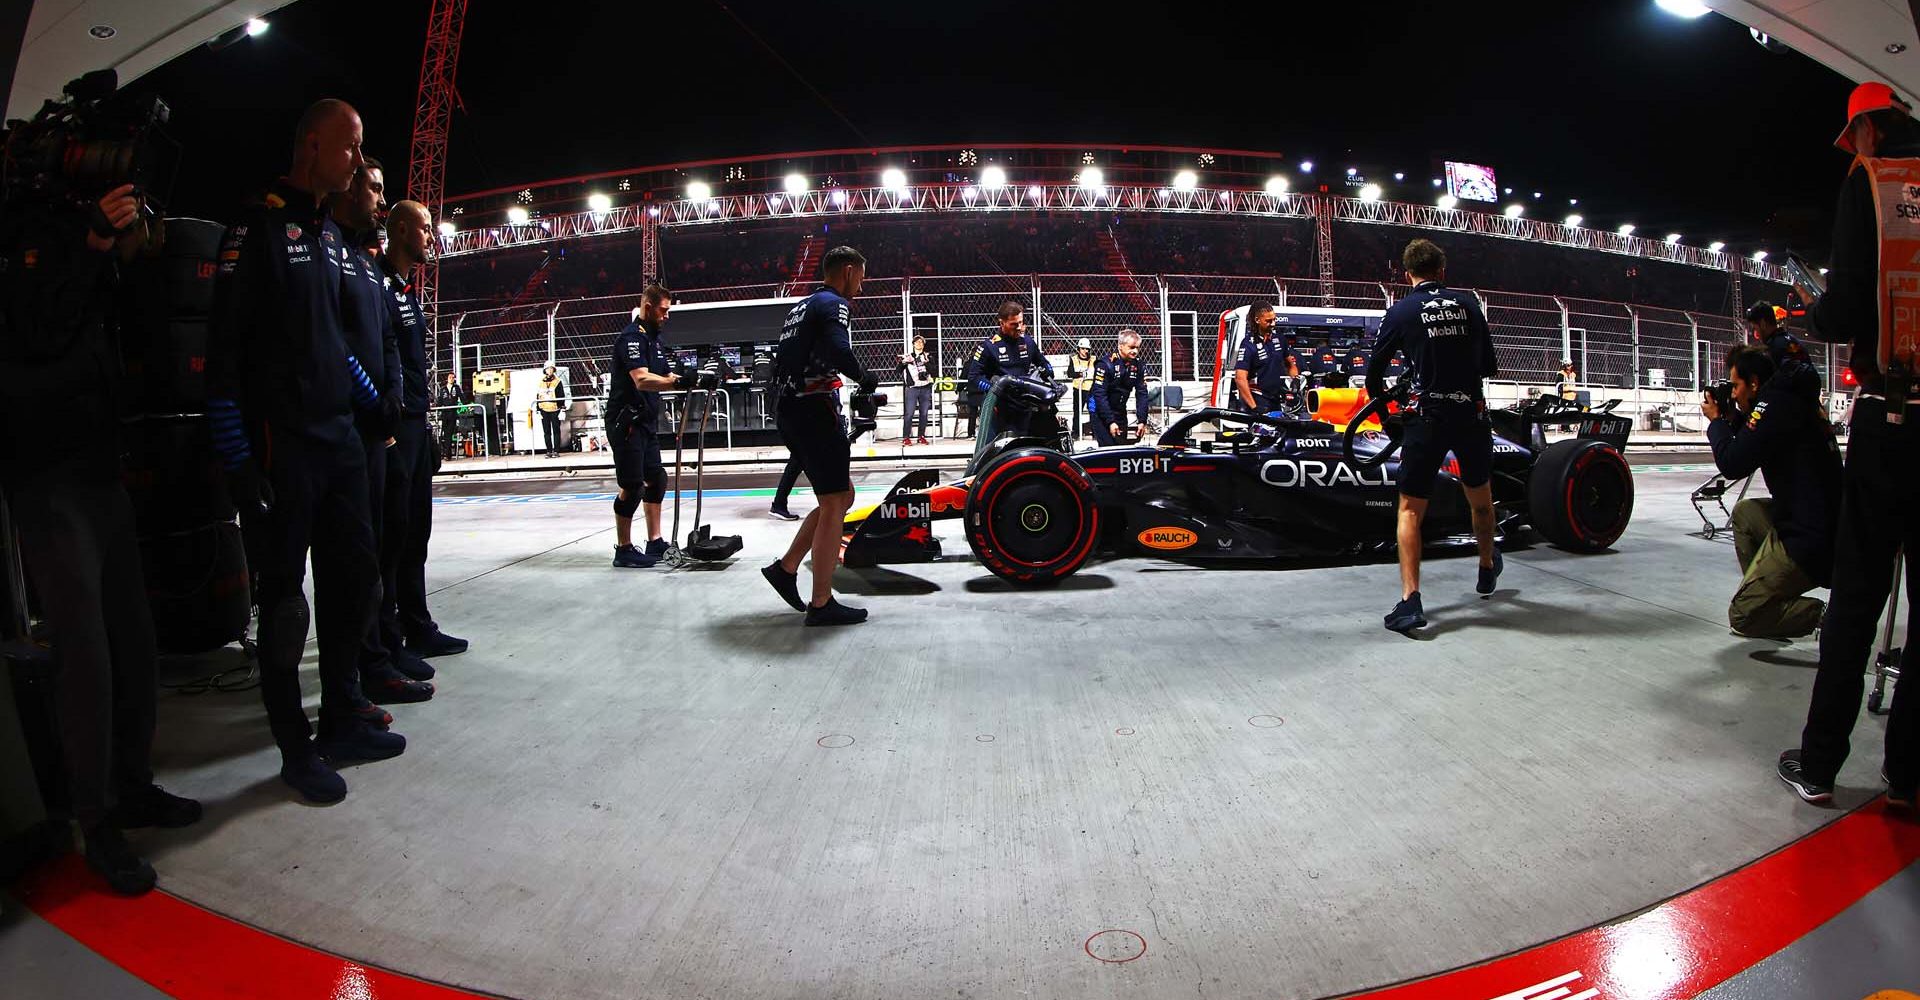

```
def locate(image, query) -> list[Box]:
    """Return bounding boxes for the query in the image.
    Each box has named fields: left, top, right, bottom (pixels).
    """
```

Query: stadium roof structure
left=5, top=1, right=293, bottom=120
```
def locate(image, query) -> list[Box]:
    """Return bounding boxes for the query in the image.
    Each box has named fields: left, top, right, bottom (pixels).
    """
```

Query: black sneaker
left=83, top=824, right=156, bottom=895
left=1477, top=550, right=1503, bottom=596
left=406, top=629, right=468, bottom=658
left=1777, top=749, right=1834, bottom=804
left=362, top=664, right=434, bottom=704
left=1384, top=592, right=1427, bottom=633
left=768, top=506, right=801, bottom=522
left=390, top=647, right=436, bottom=681
left=317, top=722, right=408, bottom=764
left=613, top=544, right=657, bottom=568
left=805, top=597, right=869, bottom=627
left=280, top=752, right=347, bottom=804
left=645, top=537, right=670, bottom=557
left=114, top=784, right=202, bottom=830
left=349, top=696, right=393, bottom=729
left=762, top=561, right=806, bottom=612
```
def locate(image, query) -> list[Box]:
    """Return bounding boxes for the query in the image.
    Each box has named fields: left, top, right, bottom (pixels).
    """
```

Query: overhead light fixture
left=1533, top=191, right=1543, bottom=199
left=1665, top=233, right=1683, bottom=244
left=783, top=173, right=809, bottom=195
left=1617, top=223, right=1636, bottom=236
left=1358, top=183, right=1382, bottom=202
left=1027, top=185, right=1045, bottom=201
left=980, top=165, right=1008, bottom=190
left=880, top=168, right=908, bottom=192
left=506, top=206, right=530, bottom=226
left=1438, top=194, right=1459, bottom=210
left=1504, top=204, right=1525, bottom=218
left=831, top=190, right=849, bottom=206
left=1346, top=166, right=1357, bottom=177
left=1300, top=160, right=1314, bottom=173
left=1654, top=0, right=1711, bottom=18
left=246, top=18, right=270, bottom=37
left=1569, top=198, right=1579, bottom=206
left=1265, top=176, right=1291, bottom=195
left=1393, top=172, right=1405, bottom=181
left=1172, top=170, right=1198, bottom=192
left=1078, top=167, right=1105, bottom=190
left=1708, top=241, right=1725, bottom=252
left=1565, top=214, right=1583, bottom=228
left=437, top=221, right=457, bottom=237
left=686, top=181, right=711, bottom=202
left=1752, top=250, right=1769, bottom=261
left=587, top=193, right=612, bottom=213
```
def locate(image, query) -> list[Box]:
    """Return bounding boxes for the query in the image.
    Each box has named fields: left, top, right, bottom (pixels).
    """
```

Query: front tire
left=1528, top=439, right=1633, bottom=551
left=964, top=448, right=1099, bottom=585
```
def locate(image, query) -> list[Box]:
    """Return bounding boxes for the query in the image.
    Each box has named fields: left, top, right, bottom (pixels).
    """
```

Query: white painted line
left=1563, top=990, right=1600, bottom=1000
left=1487, top=971, right=1583, bottom=1000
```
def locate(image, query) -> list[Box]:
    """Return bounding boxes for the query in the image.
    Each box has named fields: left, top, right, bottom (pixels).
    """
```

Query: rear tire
left=1528, top=439, right=1633, bottom=551
left=964, top=448, right=1099, bottom=585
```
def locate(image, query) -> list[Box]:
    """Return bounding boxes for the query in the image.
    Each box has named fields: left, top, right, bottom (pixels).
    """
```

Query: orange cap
left=1836, top=82, right=1913, bottom=152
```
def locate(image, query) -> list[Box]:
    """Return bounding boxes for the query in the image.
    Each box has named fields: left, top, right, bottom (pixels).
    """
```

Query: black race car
left=842, top=375, right=1634, bottom=585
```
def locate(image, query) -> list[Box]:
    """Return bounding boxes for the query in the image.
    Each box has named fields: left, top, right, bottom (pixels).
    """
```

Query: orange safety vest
left=1855, top=156, right=1920, bottom=377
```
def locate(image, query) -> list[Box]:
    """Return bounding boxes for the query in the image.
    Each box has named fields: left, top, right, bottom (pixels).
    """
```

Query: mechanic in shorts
left=1365, top=239, right=1502, bottom=633
left=607, top=286, right=703, bottom=568
left=761, top=246, right=876, bottom=627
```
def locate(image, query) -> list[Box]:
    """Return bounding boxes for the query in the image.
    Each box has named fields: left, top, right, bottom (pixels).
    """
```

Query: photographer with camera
left=208, top=99, right=402, bottom=804
left=899, top=334, right=934, bottom=445
left=607, top=285, right=709, bottom=569
left=2, top=158, right=202, bottom=891
left=1702, top=346, right=1840, bottom=641
left=1775, top=82, right=1920, bottom=807
left=325, top=158, right=434, bottom=709
left=1366, top=239, right=1502, bottom=633
left=761, top=246, right=874, bottom=626
left=1090, top=330, right=1151, bottom=446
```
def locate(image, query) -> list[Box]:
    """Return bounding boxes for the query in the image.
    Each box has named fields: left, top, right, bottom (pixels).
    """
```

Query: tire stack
left=119, top=218, right=251, bottom=654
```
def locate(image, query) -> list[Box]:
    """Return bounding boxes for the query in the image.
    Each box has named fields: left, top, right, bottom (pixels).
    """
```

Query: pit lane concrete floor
left=116, top=466, right=1909, bottom=999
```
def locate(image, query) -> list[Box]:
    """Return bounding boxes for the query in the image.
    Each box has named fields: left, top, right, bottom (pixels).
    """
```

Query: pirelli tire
left=1528, top=438, right=1633, bottom=552
left=964, top=447, right=1100, bottom=585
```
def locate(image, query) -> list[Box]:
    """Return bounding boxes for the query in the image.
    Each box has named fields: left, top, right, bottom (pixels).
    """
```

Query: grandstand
left=431, top=143, right=1816, bottom=420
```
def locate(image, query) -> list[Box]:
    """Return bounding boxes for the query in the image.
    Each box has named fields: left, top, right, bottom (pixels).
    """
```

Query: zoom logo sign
left=1260, top=459, right=1396, bottom=488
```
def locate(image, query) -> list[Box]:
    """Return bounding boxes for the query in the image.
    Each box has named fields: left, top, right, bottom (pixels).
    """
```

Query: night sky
left=128, top=0, right=1857, bottom=256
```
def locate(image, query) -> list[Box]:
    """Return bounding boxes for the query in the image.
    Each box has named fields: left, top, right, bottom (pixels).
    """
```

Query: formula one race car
left=842, top=375, right=1635, bottom=586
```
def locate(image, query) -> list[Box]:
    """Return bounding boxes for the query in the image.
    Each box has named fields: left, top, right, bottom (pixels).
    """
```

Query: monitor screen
left=1445, top=161, right=1498, bottom=203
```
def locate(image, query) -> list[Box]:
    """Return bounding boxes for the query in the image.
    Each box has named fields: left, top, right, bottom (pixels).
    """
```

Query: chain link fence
left=435, top=273, right=1832, bottom=420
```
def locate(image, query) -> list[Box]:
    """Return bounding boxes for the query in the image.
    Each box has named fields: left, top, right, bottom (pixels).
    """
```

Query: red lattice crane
left=405, top=0, right=467, bottom=378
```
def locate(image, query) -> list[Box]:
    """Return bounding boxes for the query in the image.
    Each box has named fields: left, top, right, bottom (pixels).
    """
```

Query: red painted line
left=1344, top=801, right=1920, bottom=1000
left=12, top=803, right=1918, bottom=1000
left=1078, top=466, right=1118, bottom=474
left=1172, top=463, right=1217, bottom=472
left=13, top=854, right=490, bottom=999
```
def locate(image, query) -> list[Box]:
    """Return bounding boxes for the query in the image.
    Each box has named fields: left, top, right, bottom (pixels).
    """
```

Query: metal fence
left=437, top=273, right=1842, bottom=409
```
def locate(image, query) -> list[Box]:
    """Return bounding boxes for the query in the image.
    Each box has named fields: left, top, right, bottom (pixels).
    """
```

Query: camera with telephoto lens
left=1705, top=379, right=1735, bottom=416
left=849, top=379, right=887, bottom=438
left=2, top=69, right=176, bottom=215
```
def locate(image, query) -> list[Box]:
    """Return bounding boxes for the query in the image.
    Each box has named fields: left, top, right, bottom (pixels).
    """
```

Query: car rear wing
left=1528, top=408, right=1632, bottom=451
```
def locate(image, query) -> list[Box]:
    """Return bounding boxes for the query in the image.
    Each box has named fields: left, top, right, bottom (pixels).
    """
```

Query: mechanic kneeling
left=1703, top=346, right=1840, bottom=640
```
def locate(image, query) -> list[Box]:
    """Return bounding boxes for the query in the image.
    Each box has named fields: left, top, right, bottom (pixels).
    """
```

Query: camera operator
left=1090, top=330, right=1151, bottom=446
left=1776, top=82, right=1920, bottom=807
left=606, top=286, right=694, bottom=569
left=761, top=246, right=874, bottom=626
left=1, top=178, right=201, bottom=893
left=1702, top=346, right=1840, bottom=641
left=1366, top=239, right=1502, bottom=633
left=378, top=201, right=466, bottom=661
left=208, top=99, right=402, bottom=804
left=537, top=364, right=570, bottom=458
left=1234, top=302, right=1299, bottom=412
left=325, top=158, right=434, bottom=708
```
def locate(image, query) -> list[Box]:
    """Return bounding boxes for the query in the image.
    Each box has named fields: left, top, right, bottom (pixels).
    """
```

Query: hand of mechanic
left=225, top=463, right=275, bottom=517
left=1792, top=280, right=1820, bottom=308
left=1135, top=422, right=1151, bottom=440
left=86, top=184, right=140, bottom=252
left=1109, top=422, right=1121, bottom=440
left=1701, top=391, right=1721, bottom=422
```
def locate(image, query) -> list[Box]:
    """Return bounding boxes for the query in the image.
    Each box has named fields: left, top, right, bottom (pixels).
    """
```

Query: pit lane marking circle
left=815, top=734, right=855, bottom=749
left=1083, top=929, right=1147, bottom=963
left=1247, top=715, right=1285, bottom=728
